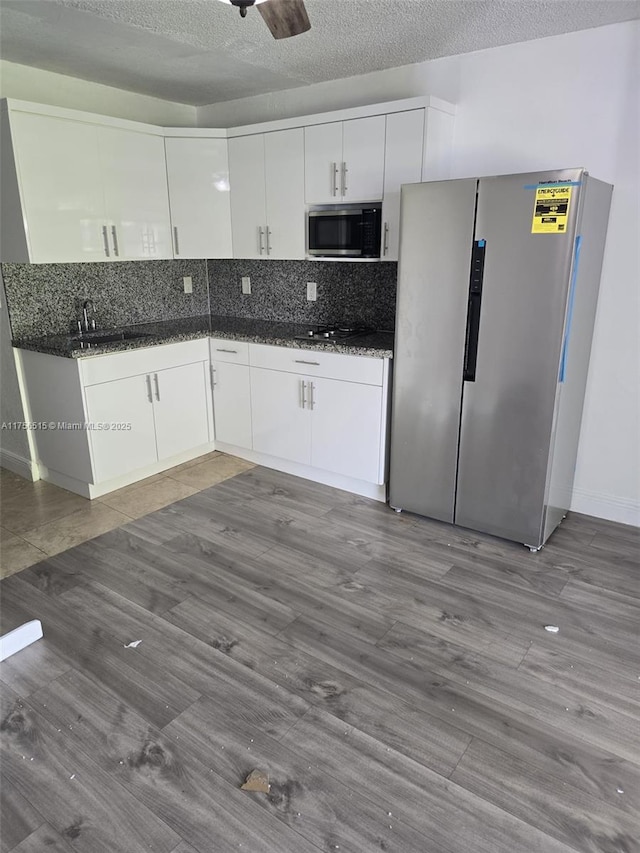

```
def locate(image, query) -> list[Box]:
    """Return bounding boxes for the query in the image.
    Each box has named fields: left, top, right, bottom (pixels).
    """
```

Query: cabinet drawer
left=209, top=338, right=249, bottom=365
left=81, top=338, right=209, bottom=386
left=249, top=343, right=384, bottom=386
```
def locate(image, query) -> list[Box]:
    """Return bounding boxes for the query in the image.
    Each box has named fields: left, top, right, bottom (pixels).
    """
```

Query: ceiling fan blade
left=257, top=0, right=310, bottom=39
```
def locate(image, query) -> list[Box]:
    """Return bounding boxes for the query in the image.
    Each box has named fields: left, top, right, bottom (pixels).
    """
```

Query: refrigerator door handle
left=463, top=239, right=487, bottom=382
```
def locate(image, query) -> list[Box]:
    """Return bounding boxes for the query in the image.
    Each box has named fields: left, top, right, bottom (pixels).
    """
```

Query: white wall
left=0, top=60, right=197, bottom=126
left=198, top=21, right=639, bottom=525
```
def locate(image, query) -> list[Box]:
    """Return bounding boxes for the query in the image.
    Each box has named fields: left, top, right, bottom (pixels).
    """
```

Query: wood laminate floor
left=1, top=466, right=638, bottom=853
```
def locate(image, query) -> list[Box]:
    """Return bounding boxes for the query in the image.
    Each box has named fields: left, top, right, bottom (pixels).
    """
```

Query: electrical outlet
left=242, top=276, right=251, bottom=295
left=183, top=276, right=193, bottom=294
left=307, top=281, right=317, bottom=302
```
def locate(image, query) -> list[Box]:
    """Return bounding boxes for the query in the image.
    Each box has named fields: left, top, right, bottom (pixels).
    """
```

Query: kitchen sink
left=69, top=329, right=152, bottom=346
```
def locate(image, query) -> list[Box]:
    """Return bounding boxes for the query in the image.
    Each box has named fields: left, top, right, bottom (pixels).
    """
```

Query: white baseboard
left=570, top=486, right=640, bottom=527
left=214, top=441, right=387, bottom=502
left=39, top=441, right=217, bottom=498
left=0, top=448, right=39, bottom=481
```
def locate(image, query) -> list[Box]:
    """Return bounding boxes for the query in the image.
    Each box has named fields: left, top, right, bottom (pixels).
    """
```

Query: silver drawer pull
left=309, top=381, right=315, bottom=410
left=145, top=374, right=153, bottom=403
left=216, top=348, right=239, bottom=353
left=295, top=359, right=320, bottom=366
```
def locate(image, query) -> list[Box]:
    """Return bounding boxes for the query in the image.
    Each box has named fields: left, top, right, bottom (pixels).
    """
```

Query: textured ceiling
left=1, top=0, right=638, bottom=106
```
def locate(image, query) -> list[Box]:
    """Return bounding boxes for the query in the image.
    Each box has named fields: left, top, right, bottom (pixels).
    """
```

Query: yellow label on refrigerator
left=531, top=185, right=573, bottom=234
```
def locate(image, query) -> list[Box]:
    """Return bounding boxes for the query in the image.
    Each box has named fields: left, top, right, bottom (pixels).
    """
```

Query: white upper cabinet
left=341, top=115, right=386, bottom=202
left=303, top=121, right=343, bottom=204
left=165, top=137, right=232, bottom=260
left=229, top=128, right=305, bottom=259
left=98, top=125, right=172, bottom=260
left=228, top=134, right=267, bottom=259
left=1, top=95, right=454, bottom=264
left=381, top=110, right=426, bottom=261
left=1, top=104, right=173, bottom=263
left=4, top=111, right=108, bottom=263
left=263, top=128, right=305, bottom=259
left=304, top=115, right=386, bottom=204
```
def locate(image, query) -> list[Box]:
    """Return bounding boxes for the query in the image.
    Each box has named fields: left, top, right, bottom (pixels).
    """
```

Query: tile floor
left=0, top=452, right=255, bottom=578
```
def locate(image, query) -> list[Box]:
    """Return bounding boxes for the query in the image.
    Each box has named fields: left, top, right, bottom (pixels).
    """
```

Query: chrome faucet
left=81, top=299, right=96, bottom=333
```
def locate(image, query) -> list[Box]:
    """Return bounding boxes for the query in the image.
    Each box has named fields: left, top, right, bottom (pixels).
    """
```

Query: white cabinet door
left=165, top=137, right=232, bottom=259
left=381, top=110, right=425, bottom=260
left=311, top=377, right=384, bottom=483
left=250, top=367, right=311, bottom=464
left=212, top=361, right=252, bottom=448
left=264, top=128, right=305, bottom=259
left=304, top=121, right=343, bottom=204
left=9, top=112, right=108, bottom=263
left=98, top=126, right=173, bottom=260
left=228, top=135, right=267, bottom=259
left=153, top=361, right=210, bottom=460
left=85, top=374, right=157, bottom=483
left=342, top=115, right=386, bottom=202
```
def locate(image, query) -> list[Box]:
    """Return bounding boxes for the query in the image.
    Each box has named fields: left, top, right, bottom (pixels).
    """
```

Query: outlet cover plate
left=307, top=282, right=317, bottom=301
left=242, top=276, right=251, bottom=295
left=183, top=276, right=193, bottom=294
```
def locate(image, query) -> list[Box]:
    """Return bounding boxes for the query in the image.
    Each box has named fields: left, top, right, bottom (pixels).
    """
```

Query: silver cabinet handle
left=294, top=359, right=320, bottom=366
left=331, top=162, right=339, bottom=196
left=153, top=373, right=160, bottom=401
left=383, top=222, right=390, bottom=256
left=173, top=226, right=180, bottom=255
left=210, top=365, right=217, bottom=388
left=145, top=374, right=153, bottom=403
left=111, top=225, right=120, bottom=257
left=102, top=225, right=110, bottom=258
left=266, top=226, right=272, bottom=255
left=216, top=348, right=238, bottom=354
left=258, top=226, right=265, bottom=255
left=300, top=379, right=307, bottom=409
left=341, top=161, right=348, bottom=196
left=309, top=381, right=315, bottom=410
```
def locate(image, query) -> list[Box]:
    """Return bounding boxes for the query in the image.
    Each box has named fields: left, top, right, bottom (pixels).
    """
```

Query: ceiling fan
left=217, top=0, right=311, bottom=39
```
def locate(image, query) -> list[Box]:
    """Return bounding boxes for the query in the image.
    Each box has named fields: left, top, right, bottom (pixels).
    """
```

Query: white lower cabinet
left=152, top=361, right=210, bottom=460
left=83, top=348, right=211, bottom=483
left=310, top=377, right=383, bottom=483
left=209, top=339, right=252, bottom=449
left=84, top=373, right=158, bottom=482
left=247, top=344, right=388, bottom=486
left=19, top=339, right=212, bottom=496
left=251, top=367, right=311, bottom=464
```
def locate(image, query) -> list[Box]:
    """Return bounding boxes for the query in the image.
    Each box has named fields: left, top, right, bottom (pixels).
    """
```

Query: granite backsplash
left=2, top=258, right=397, bottom=339
left=2, top=259, right=209, bottom=339
left=207, top=260, right=397, bottom=329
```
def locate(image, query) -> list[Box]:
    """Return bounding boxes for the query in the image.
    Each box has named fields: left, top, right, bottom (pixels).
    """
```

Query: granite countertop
left=13, top=315, right=395, bottom=359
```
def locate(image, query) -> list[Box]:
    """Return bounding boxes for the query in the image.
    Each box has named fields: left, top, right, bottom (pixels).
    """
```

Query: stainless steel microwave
left=307, top=206, right=382, bottom=258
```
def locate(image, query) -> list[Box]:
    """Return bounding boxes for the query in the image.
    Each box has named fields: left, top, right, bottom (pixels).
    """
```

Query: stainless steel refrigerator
left=389, top=168, right=612, bottom=550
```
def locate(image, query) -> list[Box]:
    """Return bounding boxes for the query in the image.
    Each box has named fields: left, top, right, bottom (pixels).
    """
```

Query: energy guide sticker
left=531, top=185, right=572, bottom=234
